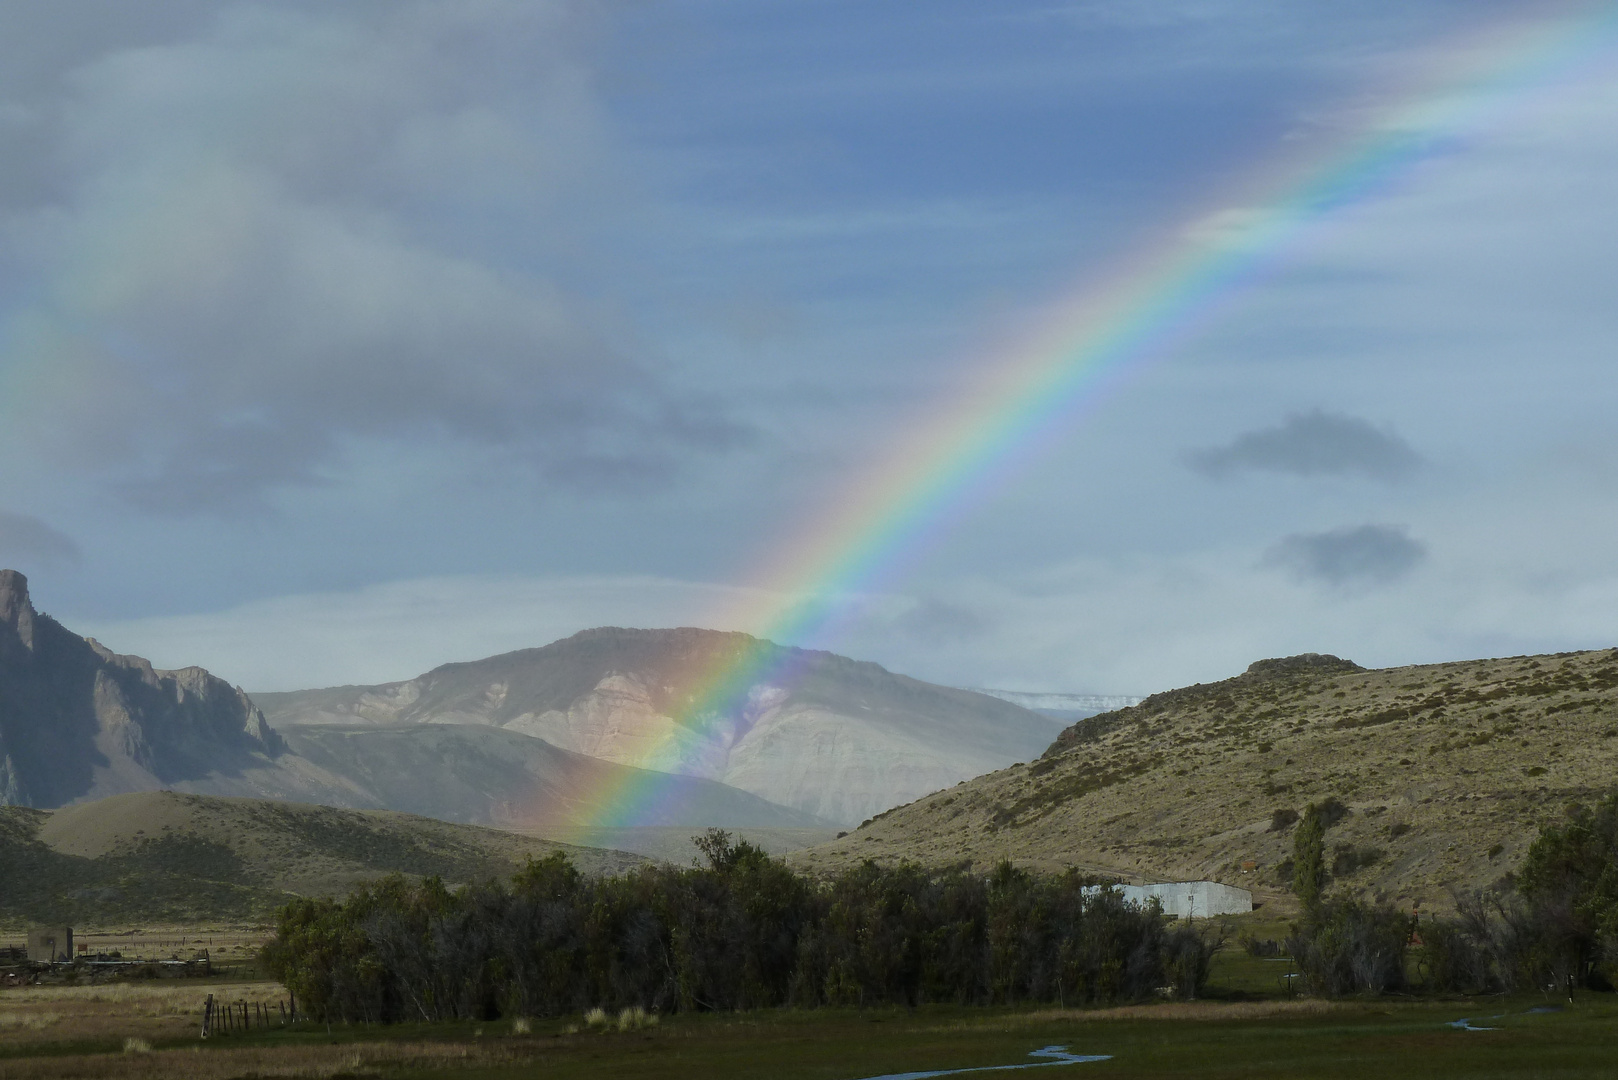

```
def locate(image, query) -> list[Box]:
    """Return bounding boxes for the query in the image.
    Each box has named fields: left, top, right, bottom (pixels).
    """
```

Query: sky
left=2, top=0, right=1617, bottom=695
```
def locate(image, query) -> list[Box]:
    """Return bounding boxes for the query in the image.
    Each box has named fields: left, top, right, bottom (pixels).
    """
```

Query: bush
left=1268, top=808, right=1299, bottom=832
left=1286, top=900, right=1410, bottom=996
left=1418, top=906, right=1499, bottom=994
left=1330, top=844, right=1384, bottom=878
left=1240, top=933, right=1282, bottom=958
left=1316, top=797, right=1351, bottom=828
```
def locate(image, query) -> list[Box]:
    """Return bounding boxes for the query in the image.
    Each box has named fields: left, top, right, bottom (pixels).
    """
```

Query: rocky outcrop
left=0, top=570, right=284, bottom=808
left=256, top=627, right=1064, bottom=825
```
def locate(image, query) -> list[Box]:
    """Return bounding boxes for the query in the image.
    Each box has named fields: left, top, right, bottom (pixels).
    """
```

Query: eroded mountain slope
left=279, top=724, right=828, bottom=829
left=258, top=627, right=1061, bottom=824
left=794, top=651, right=1618, bottom=910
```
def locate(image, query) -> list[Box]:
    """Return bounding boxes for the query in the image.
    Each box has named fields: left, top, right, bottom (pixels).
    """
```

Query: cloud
left=78, top=573, right=793, bottom=691
left=0, top=3, right=742, bottom=513
left=0, top=511, right=82, bottom=568
left=887, top=596, right=990, bottom=646
left=1263, top=524, right=1426, bottom=587
left=1186, top=410, right=1421, bottom=482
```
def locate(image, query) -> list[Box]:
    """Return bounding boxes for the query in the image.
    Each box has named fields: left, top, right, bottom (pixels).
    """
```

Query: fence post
left=201, top=994, right=214, bottom=1039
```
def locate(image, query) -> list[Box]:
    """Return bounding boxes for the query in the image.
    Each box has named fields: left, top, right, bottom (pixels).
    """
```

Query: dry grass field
left=794, top=649, right=1618, bottom=911
left=0, top=980, right=283, bottom=1048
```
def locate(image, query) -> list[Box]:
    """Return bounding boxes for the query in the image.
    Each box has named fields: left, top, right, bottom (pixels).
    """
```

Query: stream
left=1449, top=1005, right=1562, bottom=1031
left=850, top=1045, right=1112, bottom=1080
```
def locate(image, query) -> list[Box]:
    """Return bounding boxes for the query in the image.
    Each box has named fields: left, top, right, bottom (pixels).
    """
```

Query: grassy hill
left=1, top=791, right=645, bottom=926
left=793, top=650, right=1618, bottom=912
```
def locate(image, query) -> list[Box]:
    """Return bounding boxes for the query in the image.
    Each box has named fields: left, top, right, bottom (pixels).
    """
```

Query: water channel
left=850, top=1045, right=1112, bottom=1080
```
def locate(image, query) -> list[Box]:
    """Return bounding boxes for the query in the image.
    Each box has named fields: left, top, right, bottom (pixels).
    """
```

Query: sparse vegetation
left=1, top=793, right=638, bottom=926
left=798, top=649, right=1618, bottom=909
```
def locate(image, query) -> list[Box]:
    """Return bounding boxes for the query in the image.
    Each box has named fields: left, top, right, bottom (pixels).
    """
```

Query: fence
left=200, top=990, right=297, bottom=1038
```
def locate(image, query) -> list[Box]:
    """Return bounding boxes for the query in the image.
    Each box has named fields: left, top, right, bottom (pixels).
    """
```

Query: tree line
left=1284, top=791, right=1618, bottom=996
left=263, top=831, right=1215, bottom=1023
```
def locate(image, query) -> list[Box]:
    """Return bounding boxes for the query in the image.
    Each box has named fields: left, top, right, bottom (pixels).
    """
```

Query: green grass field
left=6, top=993, right=1613, bottom=1079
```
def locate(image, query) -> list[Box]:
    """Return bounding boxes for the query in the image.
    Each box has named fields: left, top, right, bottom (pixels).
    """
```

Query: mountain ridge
left=0, top=570, right=292, bottom=807
left=794, top=649, right=1618, bottom=911
left=257, top=626, right=1061, bottom=824
left=0, top=573, right=830, bottom=831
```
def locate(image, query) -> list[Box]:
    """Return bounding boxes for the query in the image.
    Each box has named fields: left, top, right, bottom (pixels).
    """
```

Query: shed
left=26, top=927, right=72, bottom=964
left=1083, top=881, right=1253, bottom=918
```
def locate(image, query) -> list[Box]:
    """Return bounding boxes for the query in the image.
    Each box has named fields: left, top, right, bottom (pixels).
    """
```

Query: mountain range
left=0, top=571, right=1056, bottom=830
left=255, top=626, right=1062, bottom=824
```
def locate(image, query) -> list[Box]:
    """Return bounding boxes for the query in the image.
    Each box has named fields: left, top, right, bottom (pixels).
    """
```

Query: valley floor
left=3, top=941, right=1614, bottom=1079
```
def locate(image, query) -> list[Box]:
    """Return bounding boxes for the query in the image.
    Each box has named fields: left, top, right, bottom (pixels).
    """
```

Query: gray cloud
left=1265, top=524, right=1426, bottom=587
left=0, top=511, right=83, bottom=568
left=1187, top=410, right=1421, bottom=481
left=890, top=596, right=990, bottom=645
left=0, top=3, right=743, bottom=513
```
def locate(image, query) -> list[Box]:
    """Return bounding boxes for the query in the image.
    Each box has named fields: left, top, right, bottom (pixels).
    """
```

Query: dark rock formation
left=0, top=570, right=282, bottom=808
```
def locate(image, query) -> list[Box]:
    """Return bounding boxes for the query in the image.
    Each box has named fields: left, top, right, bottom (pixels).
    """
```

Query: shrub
left=1286, top=900, right=1410, bottom=996
left=1239, top=933, right=1282, bottom=958
left=1316, top=797, right=1351, bottom=828
left=1330, top=844, right=1384, bottom=878
left=1268, top=808, right=1299, bottom=832
left=1418, top=908, right=1498, bottom=995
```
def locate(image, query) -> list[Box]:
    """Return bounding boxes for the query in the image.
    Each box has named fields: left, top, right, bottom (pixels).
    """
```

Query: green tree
left=1292, top=803, right=1327, bottom=913
left=1517, top=792, right=1618, bottom=987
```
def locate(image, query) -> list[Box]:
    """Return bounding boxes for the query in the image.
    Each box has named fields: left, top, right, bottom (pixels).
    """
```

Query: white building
left=1084, top=881, right=1252, bottom=918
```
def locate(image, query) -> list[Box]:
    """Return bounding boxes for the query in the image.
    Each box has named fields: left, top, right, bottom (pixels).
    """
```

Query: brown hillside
left=793, top=649, right=1618, bottom=912
left=6, top=790, right=645, bottom=919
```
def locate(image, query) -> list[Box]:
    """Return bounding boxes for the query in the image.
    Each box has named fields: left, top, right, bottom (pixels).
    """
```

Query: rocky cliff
left=0, top=570, right=286, bottom=807
left=256, top=627, right=1063, bottom=825
left=0, top=572, right=839, bottom=829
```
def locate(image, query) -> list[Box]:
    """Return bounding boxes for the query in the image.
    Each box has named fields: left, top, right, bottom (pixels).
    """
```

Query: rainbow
left=555, top=4, right=1618, bottom=833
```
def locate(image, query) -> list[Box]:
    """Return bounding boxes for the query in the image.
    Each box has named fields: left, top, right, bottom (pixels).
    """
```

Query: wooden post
left=201, top=994, right=214, bottom=1038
